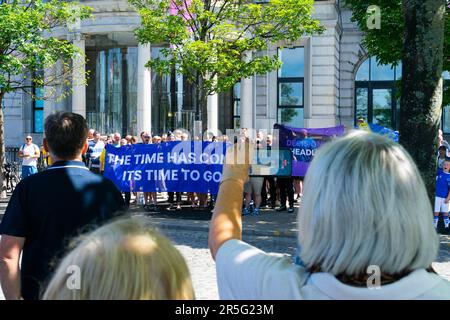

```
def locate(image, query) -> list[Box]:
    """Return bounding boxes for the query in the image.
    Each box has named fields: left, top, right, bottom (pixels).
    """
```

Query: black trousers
left=261, top=177, right=276, bottom=206
left=124, top=192, right=131, bottom=207
left=277, top=177, right=294, bottom=208
left=168, top=192, right=181, bottom=203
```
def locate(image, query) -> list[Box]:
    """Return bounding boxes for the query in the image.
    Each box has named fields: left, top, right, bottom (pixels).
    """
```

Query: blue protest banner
left=103, top=141, right=227, bottom=194
left=274, top=123, right=345, bottom=177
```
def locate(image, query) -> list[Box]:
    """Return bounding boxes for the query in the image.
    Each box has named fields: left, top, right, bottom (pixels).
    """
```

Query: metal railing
left=5, top=147, right=20, bottom=164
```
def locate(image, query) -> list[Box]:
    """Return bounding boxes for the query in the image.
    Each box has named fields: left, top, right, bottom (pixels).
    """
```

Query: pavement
left=127, top=200, right=299, bottom=239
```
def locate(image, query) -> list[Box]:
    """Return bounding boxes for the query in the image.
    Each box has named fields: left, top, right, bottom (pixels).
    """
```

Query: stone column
left=71, top=33, right=86, bottom=117
left=43, top=65, right=56, bottom=121
left=240, top=51, right=253, bottom=129
left=207, top=91, right=218, bottom=135
left=137, top=43, right=152, bottom=135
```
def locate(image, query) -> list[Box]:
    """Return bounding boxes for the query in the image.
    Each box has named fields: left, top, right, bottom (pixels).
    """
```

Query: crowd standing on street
left=2, top=111, right=450, bottom=300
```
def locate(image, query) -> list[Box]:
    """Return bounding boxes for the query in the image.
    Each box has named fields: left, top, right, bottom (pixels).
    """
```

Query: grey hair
left=298, top=130, right=439, bottom=276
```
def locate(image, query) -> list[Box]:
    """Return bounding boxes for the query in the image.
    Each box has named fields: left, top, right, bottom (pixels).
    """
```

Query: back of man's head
left=45, top=112, right=88, bottom=159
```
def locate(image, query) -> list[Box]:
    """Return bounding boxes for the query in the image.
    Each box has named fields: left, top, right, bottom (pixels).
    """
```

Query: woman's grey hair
left=299, top=130, right=439, bottom=276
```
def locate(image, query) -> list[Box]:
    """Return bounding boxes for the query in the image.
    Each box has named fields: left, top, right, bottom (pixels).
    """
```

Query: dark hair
left=439, top=145, right=447, bottom=151
left=44, top=112, right=88, bottom=159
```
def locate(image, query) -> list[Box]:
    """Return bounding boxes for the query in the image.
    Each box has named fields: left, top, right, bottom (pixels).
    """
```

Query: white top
left=19, top=143, right=39, bottom=167
left=216, top=239, right=450, bottom=300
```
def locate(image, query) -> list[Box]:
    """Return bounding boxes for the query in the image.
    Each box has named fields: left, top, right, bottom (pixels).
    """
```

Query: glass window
left=86, top=36, right=138, bottom=136
left=33, top=86, right=44, bottom=133
left=372, top=89, right=392, bottom=128
left=277, top=47, right=304, bottom=126
left=151, top=46, right=197, bottom=134
left=233, top=100, right=240, bottom=116
left=355, top=88, right=368, bottom=122
left=278, top=47, right=304, bottom=78
left=277, top=108, right=304, bottom=128
left=34, top=109, right=44, bottom=133
left=232, top=82, right=240, bottom=129
left=355, top=59, right=370, bottom=81
left=371, top=59, right=395, bottom=81
left=233, top=117, right=241, bottom=129
left=395, top=61, right=402, bottom=80
left=354, top=57, right=399, bottom=130
left=443, top=71, right=450, bottom=80
left=233, top=82, right=241, bottom=99
left=443, top=105, right=450, bottom=134
left=279, top=83, right=303, bottom=107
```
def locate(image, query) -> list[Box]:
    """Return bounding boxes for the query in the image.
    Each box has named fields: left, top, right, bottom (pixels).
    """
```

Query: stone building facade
left=3, top=0, right=449, bottom=147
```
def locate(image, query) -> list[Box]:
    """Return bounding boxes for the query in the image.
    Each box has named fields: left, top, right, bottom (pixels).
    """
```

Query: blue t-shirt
left=435, top=169, right=450, bottom=198
left=0, top=160, right=124, bottom=300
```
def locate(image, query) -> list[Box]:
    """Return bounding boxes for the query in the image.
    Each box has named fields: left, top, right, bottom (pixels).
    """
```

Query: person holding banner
left=138, top=131, right=153, bottom=210
left=209, top=131, right=450, bottom=299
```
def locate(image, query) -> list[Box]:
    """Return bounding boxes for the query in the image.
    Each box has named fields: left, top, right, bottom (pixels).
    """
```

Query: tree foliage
left=131, top=0, right=324, bottom=117
left=0, top=0, right=92, bottom=198
left=344, top=0, right=450, bottom=106
left=0, top=0, right=92, bottom=101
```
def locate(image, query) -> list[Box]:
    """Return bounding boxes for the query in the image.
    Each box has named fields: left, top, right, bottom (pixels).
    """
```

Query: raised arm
left=0, top=235, right=25, bottom=300
left=208, top=142, right=252, bottom=260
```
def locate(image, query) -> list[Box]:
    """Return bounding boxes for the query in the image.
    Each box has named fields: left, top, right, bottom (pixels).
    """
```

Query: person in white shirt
left=209, top=131, right=450, bottom=300
left=86, top=131, right=105, bottom=174
left=18, top=135, right=40, bottom=179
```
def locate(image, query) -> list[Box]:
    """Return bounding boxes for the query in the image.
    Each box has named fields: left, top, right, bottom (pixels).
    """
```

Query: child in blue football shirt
left=434, top=159, right=450, bottom=230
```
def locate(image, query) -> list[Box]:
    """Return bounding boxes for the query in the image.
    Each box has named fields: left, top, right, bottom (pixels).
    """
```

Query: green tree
left=0, top=0, right=92, bottom=197
left=344, top=0, right=449, bottom=105
left=130, top=0, right=324, bottom=131
left=345, top=0, right=447, bottom=200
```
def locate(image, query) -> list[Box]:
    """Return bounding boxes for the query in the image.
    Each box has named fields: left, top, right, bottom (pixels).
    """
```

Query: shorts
left=21, top=165, right=38, bottom=179
left=244, top=177, right=264, bottom=195
left=434, top=197, right=450, bottom=213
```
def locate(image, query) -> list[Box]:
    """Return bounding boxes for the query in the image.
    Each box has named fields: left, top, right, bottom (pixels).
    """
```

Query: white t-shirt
left=216, top=239, right=450, bottom=300
left=19, top=143, right=39, bottom=167
left=88, top=140, right=105, bottom=168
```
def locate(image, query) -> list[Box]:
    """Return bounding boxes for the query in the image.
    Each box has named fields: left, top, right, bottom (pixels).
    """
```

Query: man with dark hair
left=0, top=112, right=124, bottom=300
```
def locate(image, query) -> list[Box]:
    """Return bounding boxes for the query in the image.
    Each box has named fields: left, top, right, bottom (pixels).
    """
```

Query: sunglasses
left=26, top=138, right=32, bottom=140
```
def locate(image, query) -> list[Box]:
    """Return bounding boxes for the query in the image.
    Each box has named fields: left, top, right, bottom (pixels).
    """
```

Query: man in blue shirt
left=0, top=112, right=124, bottom=300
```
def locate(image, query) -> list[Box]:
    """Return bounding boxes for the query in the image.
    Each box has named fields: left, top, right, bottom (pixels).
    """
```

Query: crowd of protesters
left=18, top=125, right=450, bottom=225
left=39, top=127, right=303, bottom=215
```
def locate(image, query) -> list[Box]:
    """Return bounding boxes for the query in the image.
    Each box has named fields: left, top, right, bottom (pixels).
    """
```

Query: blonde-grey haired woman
left=43, top=217, right=194, bottom=300
left=209, top=131, right=450, bottom=299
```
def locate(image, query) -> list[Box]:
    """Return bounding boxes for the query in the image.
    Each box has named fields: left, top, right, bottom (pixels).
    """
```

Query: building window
left=355, top=57, right=401, bottom=130
left=33, top=86, right=44, bottom=133
left=85, top=33, right=138, bottom=136
left=441, top=71, right=450, bottom=134
left=277, top=47, right=304, bottom=127
left=151, top=46, right=196, bottom=135
left=232, top=82, right=240, bottom=129
left=356, top=58, right=450, bottom=132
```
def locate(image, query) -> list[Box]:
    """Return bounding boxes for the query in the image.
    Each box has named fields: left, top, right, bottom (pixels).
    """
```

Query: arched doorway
left=354, top=57, right=401, bottom=130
